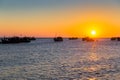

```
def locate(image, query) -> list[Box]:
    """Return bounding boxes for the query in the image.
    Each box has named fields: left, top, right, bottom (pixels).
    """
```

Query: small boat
left=54, top=37, right=63, bottom=42
left=82, top=37, right=95, bottom=42
left=68, top=37, right=78, bottom=40
left=111, top=37, right=116, bottom=41
left=117, top=37, right=120, bottom=41
left=111, top=37, right=120, bottom=41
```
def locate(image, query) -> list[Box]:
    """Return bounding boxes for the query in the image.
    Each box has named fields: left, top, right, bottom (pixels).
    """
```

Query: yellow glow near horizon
left=0, top=5, right=120, bottom=37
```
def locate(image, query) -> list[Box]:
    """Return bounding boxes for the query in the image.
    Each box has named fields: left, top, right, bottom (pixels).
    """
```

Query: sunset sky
left=0, top=0, right=120, bottom=38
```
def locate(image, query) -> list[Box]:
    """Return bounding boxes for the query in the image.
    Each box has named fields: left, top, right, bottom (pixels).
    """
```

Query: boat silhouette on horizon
left=1, top=36, right=36, bottom=44
left=68, top=37, right=78, bottom=40
left=54, top=37, right=63, bottom=42
left=111, top=37, right=120, bottom=41
left=82, top=37, right=95, bottom=42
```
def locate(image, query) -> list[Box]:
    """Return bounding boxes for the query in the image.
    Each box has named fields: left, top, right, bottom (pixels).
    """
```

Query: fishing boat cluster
left=0, top=36, right=119, bottom=44
left=111, top=37, right=120, bottom=41
left=0, top=37, right=36, bottom=44
left=54, top=36, right=120, bottom=42
left=53, top=36, right=95, bottom=42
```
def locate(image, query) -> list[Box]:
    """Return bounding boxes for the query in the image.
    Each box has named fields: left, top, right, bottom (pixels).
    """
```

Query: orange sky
left=0, top=0, right=120, bottom=38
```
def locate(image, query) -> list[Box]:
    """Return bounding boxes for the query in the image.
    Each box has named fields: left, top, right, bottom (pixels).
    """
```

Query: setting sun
left=91, top=30, right=96, bottom=36
left=86, top=28, right=98, bottom=38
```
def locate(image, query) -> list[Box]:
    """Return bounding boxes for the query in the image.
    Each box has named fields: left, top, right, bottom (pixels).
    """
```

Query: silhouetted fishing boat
left=68, top=37, right=78, bottom=40
left=1, top=37, right=32, bottom=44
left=54, top=37, right=63, bottom=42
left=111, top=37, right=120, bottom=41
left=117, top=37, right=120, bottom=41
left=111, top=37, right=116, bottom=41
left=82, top=37, right=95, bottom=42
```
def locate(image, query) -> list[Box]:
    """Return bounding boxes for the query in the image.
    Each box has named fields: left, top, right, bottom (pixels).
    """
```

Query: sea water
left=0, top=39, right=120, bottom=80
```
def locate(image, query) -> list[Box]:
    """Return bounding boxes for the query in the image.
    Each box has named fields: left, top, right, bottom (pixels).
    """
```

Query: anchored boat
left=54, top=37, right=63, bottom=42
left=1, top=37, right=36, bottom=44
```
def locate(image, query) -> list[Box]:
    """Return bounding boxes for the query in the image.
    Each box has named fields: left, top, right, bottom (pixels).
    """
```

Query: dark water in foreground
left=0, top=39, right=120, bottom=80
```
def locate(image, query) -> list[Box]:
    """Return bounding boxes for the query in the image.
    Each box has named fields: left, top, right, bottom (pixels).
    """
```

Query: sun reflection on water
left=87, top=41, right=101, bottom=62
left=89, top=52, right=100, bottom=61
left=88, top=77, right=97, bottom=80
left=83, top=65, right=101, bottom=72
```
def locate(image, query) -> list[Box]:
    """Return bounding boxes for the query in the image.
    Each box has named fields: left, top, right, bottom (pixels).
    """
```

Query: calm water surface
left=0, top=39, right=120, bottom=80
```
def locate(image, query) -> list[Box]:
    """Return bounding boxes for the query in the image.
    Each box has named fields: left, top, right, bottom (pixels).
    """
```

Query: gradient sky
left=0, top=0, right=120, bottom=37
